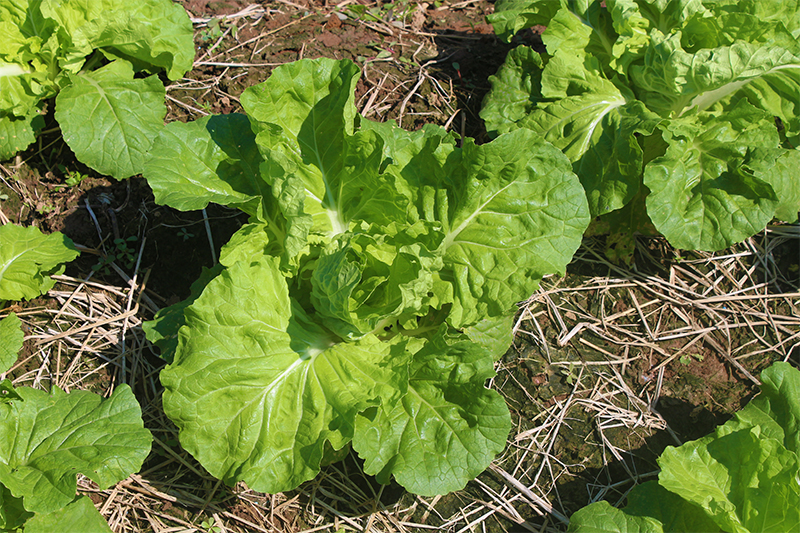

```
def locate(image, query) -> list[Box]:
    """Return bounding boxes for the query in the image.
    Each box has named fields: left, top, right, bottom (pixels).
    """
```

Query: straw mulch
left=3, top=224, right=796, bottom=532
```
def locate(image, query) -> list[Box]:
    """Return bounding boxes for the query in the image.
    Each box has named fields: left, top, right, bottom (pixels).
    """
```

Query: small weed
left=200, top=518, right=221, bottom=533
left=199, top=17, right=237, bottom=42
left=199, top=18, right=223, bottom=41
left=93, top=236, right=138, bottom=274
left=679, top=353, right=704, bottom=365
left=57, top=164, right=88, bottom=187
left=177, top=227, right=194, bottom=241
left=560, top=363, right=580, bottom=386
left=345, top=1, right=415, bottom=25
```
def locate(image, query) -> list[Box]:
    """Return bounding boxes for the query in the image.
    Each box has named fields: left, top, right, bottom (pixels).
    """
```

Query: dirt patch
left=165, top=0, right=523, bottom=138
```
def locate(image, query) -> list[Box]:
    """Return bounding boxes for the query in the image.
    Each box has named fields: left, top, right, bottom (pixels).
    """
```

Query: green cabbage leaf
left=0, top=224, right=79, bottom=302
left=0, top=313, right=151, bottom=531
left=0, top=384, right=152, bottom=514
left=22, top=495, right=113, bottom=533
left=353, top=327, right=512, bottom=495
left=0, top=313, right=23, bottom=373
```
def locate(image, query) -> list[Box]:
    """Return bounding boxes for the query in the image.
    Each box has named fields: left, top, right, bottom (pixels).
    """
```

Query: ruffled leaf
left=353, top=330, right=511, bottom=496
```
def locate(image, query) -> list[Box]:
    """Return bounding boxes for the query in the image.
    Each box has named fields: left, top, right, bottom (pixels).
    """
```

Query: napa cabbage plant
left=141, top=57, right=591, bottom=496
left=568, top=361, right=800, bottom=532
left=0, top=0, right=194, bottom=178
left=483, top=0, right=800, bottom=251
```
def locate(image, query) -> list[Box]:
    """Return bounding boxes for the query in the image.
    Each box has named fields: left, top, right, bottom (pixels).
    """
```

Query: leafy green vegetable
left=567, top=480, right=719, bottom=533
left=0, top=224, right=79, bottom=302
left=0, top=314, right=152, bottom=531
left=0, top=383, right=153, bottom=514
left=161, top=255, right=415, bottom=492
left=142, top=264, right=223, bottom=364
left=487, top=0, right=563, bottom=44
left=0, top=0, right=193, bottom=178
left=484, top=0, right=800, bottom=251
left=143, top=113, right=268, bottom=213
left=55, top=59, right=168, bottom=178
left=143, top=57, right=591, bottom=495
left=23, top=496, right=112, bottom=533
left=0, top=111, right=43, bottom=161
left=353, top=329, right=512, bottom=495
left=0, top=216, right=135, bottom=533
left=0, top=313, right=23, bottom=374
left=567, top=361, right=800, bottom=532
left=0, top=483, right=31, bottom=531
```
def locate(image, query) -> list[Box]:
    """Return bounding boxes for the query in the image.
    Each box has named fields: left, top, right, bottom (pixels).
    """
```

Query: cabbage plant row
left=568, top=362, right=800, bottom=533
left=0, top=0, right=194, bottom=178
left=1, top=0, right=192, bottom=520
left=485, top=0, right=800, bottom=251
left=1, top=0, right=800, bottom=526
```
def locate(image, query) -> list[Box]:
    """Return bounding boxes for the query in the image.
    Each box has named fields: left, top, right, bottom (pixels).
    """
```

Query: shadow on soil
left=8, top=136, right=247, bottom=303
left=417, top=25, right=546, bottom=143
